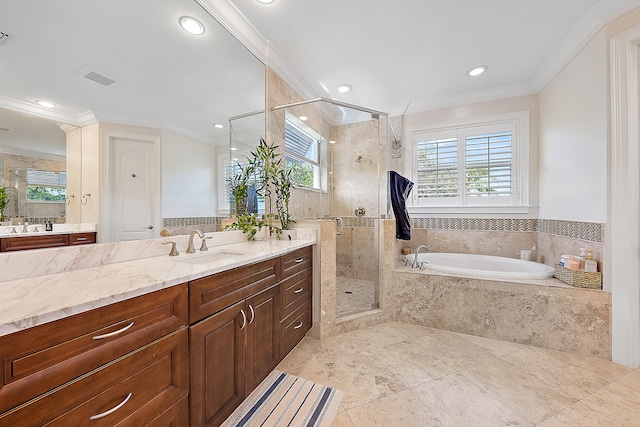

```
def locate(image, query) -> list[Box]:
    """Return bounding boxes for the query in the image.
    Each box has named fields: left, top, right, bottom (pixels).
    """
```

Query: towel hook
left=81, top=193, right=91, bottom=205
left=65, top=195, right=75, bottom=206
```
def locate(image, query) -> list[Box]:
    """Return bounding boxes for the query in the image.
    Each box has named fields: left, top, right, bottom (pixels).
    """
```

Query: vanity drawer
left=0, top=233, right=67, bottom=252
left=68, top=232, right=97, bottom=245
left=280, top=267, right=311, bottom=320
left=281, top=246, right=312, bottom=279
left=189, top=257, right=280, bottom=323
left=0, top=283, right=188, bottom=414
left=0, top=329, right=189, bottom=427
left=280, top=301, right=312, bottom=357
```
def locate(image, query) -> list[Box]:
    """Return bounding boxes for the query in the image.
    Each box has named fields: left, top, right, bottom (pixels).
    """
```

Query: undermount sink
left=177, top=250, right=248, bottom=265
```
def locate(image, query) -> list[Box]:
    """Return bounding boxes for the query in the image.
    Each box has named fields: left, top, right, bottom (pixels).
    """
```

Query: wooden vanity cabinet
left=188, top=258, right=281, bottom=427
left=279, top=246, right=313, bottom=357
left=0, top=284, right=189, bottom=426
left=0, top=231, right=97, bottom=252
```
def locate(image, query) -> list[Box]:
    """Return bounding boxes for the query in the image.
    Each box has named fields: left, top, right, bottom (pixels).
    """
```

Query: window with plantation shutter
left=408, top=111, right=529, bottom=214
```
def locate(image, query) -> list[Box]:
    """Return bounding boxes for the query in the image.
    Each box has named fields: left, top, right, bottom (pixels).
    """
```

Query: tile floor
left=336, top=276, right=376, bottom=317
left=276, top=321, right=640, bottom=426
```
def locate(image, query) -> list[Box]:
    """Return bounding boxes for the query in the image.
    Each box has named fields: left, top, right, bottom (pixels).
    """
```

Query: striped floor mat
left=221, top=370, right=344, bottom=427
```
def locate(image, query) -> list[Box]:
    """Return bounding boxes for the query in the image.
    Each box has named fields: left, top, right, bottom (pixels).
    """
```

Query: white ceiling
left=2, top=0, right=640, bottom=159
left=225, top=0, right=640, bottom=116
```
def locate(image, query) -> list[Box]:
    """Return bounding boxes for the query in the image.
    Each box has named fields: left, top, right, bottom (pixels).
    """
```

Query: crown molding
left=0, top=95, right=81, bottom=125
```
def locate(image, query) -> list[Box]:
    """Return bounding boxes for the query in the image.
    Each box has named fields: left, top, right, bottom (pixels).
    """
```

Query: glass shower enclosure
left=272, top=98, right=392, bottom=319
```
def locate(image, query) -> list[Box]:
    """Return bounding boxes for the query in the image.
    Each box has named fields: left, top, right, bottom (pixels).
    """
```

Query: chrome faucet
left=22, top=222, right=29, bottom=233
left=412, top=245, right=429, bottom=268
left=186, top=229, right=205, bottom=254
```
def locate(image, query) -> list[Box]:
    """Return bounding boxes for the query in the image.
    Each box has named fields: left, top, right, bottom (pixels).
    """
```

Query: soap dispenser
left=584, top=250, right=598, bottom=273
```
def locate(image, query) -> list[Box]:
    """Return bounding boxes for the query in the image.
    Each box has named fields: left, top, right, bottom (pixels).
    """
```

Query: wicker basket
left=554, top=264, right=602, bottom=289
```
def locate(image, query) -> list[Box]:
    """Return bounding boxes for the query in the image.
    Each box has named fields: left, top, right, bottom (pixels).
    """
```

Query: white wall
left=161, top=131, right=217, bottom=217
left=538, top=29, right=608, bottom=223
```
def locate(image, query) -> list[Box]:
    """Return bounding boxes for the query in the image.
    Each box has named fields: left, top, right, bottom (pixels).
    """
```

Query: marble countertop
left=0, top=238, right=315, bottom=337
left=0, top=223, right=97, bottom=238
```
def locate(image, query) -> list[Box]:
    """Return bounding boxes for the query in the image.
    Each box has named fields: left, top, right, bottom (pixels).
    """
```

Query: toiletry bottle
left=568, top=256, right=580, bottom=271
left=578, top=248, right=587, bottom=269
left=46, top=220, right=53, bottom=232
left=584, top=250, right=598, bottom=273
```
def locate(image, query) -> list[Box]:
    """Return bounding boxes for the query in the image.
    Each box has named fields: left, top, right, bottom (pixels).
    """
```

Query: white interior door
left=112, top=138, right=157, bottom=241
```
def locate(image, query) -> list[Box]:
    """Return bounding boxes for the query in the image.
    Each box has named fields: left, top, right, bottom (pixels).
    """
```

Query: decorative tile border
left=410, top=217, right=539, bottom=232
left=330, top=216, right=376, bottom=228
left=163, top=217, right=222, bottom=227
left=539, top=219, right=604, bottom=244
left=406, top=217, right=604, bottom=244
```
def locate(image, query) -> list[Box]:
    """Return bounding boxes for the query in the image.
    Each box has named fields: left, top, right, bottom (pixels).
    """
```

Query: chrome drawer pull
left=76, top=237, right=89, bottom=241
left=248, top=305, right=255, bottom=324
left=294, top=258, right=304, bottom=263
left=92, top=322, right=134, bottom=340
left=294, top=287, right=304, bottom=294
left=240, top=309, right=247, bottom=330
left=293, top=321, right=303, bottom=329
left=89, top=392, right=132, bottom=420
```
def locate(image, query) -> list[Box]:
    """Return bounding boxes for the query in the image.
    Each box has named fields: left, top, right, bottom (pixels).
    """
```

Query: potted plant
left=275, top=166, right=295, bottom=239
left=0, top=186, right=8, bottom=223
left=227, top=162, right=250, bottom=216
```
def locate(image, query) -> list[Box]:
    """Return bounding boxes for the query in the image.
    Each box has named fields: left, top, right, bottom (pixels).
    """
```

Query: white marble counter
left=0, top=223, right=97, bottom=238
left=0, top=236, right=315, bottom=337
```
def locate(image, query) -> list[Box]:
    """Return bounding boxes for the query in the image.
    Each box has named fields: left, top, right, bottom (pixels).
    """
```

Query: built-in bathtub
left=403, top=252, right=555, bottom=280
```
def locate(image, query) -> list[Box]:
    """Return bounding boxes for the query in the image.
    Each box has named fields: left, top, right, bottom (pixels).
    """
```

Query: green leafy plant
left=275, top=166, right=294, bottom=231
left=0, top=186, right=7, bottom=222
left=227, top=162, right=250, bottom=216
left=223, top=213, right=282, bottom=241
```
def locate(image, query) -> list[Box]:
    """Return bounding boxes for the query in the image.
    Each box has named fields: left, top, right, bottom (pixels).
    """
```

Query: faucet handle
left=200, top=236, right=212, bottom=252
left=161, top=241, right=179, bottom=256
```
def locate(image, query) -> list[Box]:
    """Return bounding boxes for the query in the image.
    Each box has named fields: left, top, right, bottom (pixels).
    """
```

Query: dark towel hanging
left=389, top=171, right=414, bottom=240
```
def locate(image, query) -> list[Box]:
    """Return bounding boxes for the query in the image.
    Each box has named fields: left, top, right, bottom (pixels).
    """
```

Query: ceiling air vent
left=83, top=71, right=116, bottom=86
left=0, top=30, right=15, bottom=46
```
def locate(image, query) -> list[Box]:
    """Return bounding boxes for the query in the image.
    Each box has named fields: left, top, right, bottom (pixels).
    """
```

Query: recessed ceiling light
left=35, top=100, right=57, bottom=108
left=329, top=140, right=336, bottom=144
left=256, top=0, right=275, bottom=3
left=230, top=147, right=238, bottom=151
left=299, top=115, right=308, bottom=121
left=214, top=123, right=224, bottom=129
left=337, top=84, right=352, bottom=93
left=179, top=16, right=205, bottom=35
left=467, top=65, right=488, bottom=77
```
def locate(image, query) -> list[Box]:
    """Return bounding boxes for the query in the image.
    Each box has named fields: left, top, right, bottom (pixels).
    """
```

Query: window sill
left=408, top=205, right=530, bottom=215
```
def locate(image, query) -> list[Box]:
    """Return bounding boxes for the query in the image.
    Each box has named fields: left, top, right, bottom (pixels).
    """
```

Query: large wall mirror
left=0, top=0, right=265, bottom=240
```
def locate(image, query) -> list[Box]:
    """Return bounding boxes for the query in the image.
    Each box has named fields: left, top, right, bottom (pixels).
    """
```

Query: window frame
left=406, top=111, right=530, bottom=214
left=284, top=115, right=323, bottom=192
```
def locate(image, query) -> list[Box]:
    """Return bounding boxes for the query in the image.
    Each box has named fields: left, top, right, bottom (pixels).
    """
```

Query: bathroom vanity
left=0, top=236, right=314, bottom=427
left=0, top=231, right=97, bottom=252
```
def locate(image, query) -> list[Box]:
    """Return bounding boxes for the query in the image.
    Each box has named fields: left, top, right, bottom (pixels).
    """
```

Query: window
left=409, top=111, right=529, bottom=213
left=285, top=119, right=320, bottom=190
left=26, top=170, right=66, bottom=202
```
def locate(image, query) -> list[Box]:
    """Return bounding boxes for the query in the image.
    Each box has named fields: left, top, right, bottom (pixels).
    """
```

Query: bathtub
left=403, top=252, right=555, bottom=280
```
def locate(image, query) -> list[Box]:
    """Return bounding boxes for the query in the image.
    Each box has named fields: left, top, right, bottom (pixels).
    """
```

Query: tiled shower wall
left=335, top=217, right=377, bottom=281
left=395, top=218, right=605, bottom=272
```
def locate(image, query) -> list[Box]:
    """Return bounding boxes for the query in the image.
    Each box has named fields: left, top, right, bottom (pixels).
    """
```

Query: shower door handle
left=335, top=217, right=343, bottom=235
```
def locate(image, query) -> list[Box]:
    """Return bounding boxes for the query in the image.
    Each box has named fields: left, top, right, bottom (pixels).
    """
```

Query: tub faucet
left=412, top=245, right=429, bottom=268
left=186, top=229, right=204, bottom=254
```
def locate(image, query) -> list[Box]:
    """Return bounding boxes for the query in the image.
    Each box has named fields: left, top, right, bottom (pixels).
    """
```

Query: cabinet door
left=246, top=284, right=280, bottom=392
left=189, top=300, right=246, bottom=427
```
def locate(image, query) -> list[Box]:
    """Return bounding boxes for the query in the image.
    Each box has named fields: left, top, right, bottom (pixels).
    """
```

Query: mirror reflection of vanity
left=0, top=0, right=266, bottom=243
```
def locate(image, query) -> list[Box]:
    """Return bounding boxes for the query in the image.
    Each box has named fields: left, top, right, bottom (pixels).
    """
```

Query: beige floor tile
left=304, top=332, right=369, bottom=363
left=276, top=340, right=316, bottom=371
left=347, top=322, right=416, bottom=348
left=462, top=359, right=576, bottom=424
left=414, top=330, right=495, bottom=371
left=346, top=390, right=445, bottom=427
left=537, top=402, right=624, bottom=427
left=278, top=360, right=333, bottom=387
left=615, top=369, right=640, bottom=392
left=455, top=331, right=527, bottom=357
left=581, top=382, right=640, bottom=426
left=369, top=339, right=459, bottom=387
left=331, top=411, right=355, bottom=427
left=383, top=321, right=442, bottom=340
left=411, top=373, right=532, bottom=427
left=320, top=351, right=406, bottom=409
left=535, top=346, right=632, bottom=382
left=501, top=346, right=612, bottom=399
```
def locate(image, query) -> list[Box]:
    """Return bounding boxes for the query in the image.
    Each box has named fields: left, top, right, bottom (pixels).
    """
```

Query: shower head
left=355, top=155, right=362, bottom=163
